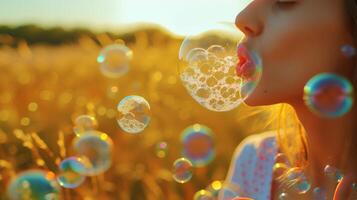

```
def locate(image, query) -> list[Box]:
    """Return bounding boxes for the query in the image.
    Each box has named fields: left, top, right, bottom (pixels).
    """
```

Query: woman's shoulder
left=232, top=130, right=277, bottom=159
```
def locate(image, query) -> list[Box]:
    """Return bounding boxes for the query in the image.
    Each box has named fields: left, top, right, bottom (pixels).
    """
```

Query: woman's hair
left=277, top=104, right=308, bottom=168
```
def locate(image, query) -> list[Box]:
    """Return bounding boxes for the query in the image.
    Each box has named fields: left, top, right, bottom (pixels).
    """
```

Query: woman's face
left=236, top=0, right=355, bottom=106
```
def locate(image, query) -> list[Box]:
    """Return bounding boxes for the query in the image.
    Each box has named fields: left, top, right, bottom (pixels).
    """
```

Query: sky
left=0, top=0, right=251, bottom=36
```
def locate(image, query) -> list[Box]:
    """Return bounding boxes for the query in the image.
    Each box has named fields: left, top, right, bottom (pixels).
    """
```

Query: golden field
left=0, top=26, right=273, bottom=200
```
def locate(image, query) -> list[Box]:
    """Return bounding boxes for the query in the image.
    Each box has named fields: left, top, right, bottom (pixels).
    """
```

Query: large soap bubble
left=178, top=23, right=262, bottom=112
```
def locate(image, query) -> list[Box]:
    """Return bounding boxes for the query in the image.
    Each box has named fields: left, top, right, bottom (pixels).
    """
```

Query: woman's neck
left=289, top=99, right=357, bottom=187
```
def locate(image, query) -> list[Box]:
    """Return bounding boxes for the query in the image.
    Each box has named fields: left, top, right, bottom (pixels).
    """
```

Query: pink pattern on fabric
left=220, top=131, right=277, bottom=200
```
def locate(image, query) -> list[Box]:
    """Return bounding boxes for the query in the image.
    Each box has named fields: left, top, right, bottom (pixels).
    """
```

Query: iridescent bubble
left=73, top=115, right=98, bottom=137
left=7, top=170, right=60, bottom=200
left=178, top=23, right=262, bottom=112
left=172, top=157, right=193, bottom=183
left=181, top=124, right=215, bottom=167
left=117, top=95, right=151, bottom=134
left=304, top=73, right=354, bottom=118
left=56, top=157, right=87, bottom=188
left=97, top=44, right=133, bottom=78
left=313, top=187, right=327, bottom=200
left=293, top=179, right=311, bottom=194
left=279, top=192, right=288, bottom=200
left=324, top=165, right=344, bottom=182
left=72, top=131, right=113, bottom=176
left=341, top=44, right=356, bottom=58
left=193, top=189, right=214, bottom=200
left=155, top=141, right=168, bottom=158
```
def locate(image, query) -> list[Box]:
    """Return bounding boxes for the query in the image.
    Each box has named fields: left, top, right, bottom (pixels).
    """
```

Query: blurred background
left=0, top=0, right=275, bottom=199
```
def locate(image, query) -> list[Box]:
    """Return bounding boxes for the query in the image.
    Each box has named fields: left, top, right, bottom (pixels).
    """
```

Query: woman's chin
left=243, top=95, right=265, bottom=107
left=243, top=90, right=279, bottom=107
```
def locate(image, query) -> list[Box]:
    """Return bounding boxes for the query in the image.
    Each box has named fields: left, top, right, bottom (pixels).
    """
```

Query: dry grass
left=0, top=29, right=272, bottom=200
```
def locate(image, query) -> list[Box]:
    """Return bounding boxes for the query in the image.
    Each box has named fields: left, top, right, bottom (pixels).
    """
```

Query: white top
left=220, top=131, right=278, bottom=200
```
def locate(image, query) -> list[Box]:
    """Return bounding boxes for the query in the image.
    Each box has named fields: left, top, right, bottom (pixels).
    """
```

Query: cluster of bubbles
left=272, top=152, right=357, bottom=199
left=116, top=95, right=151, bottom=134
left=7, top=170, right=60, bottom=200
left=172, top=124, right=216, bottom=184
left=97, top=45, right=152, bottom=134
left=57, top=115, right=114, bottom=189
left=272, top=153, right=311, bottom=198
left=181, top=124, right=215, bottom=167
left=303, top=73, right=354, bottom=118
left=56, top=157, right=88, bottom=188
left=97, top=44, right=133, bottom=78
left=7, top=43, right=151, bottom=198
left=155, top=141, right=168, bottom=158
left=7, top=115, right=115, bottom=198
left=178, top=23, right=262, bottom=112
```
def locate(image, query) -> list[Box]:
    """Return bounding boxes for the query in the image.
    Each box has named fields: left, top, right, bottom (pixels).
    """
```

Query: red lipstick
left=236, top=44, right=256, bottom=79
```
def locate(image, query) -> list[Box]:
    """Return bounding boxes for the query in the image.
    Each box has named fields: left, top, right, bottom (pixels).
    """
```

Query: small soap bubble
left=178, top=23, right=262, bottom=112
left=56, top=157, right=87, bottom=188
left=172, top=157, right=193, bottom=183
left=7, top=170, right=60, bottom=200
left=117, top=95, right=151, bottom=134
left=323, top=165, right=344, bottom=182
left=341, top=44, right=356, bottom=58
left=181, top=124, right=215, bottom=167
left=97, top=44, right=133, bottom=78
left=293, top=179, right=311, bottom=194
left=304, top=73, right=354, bottom=118
left=72, top=131, right=113, bottom=176
left=73, top=115, right=98, bottom=137
left=193, top=189, right=214, bottom=200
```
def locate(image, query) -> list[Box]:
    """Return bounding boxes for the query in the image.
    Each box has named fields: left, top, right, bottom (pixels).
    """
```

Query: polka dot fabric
left=220, top=131, right=277, bottom=200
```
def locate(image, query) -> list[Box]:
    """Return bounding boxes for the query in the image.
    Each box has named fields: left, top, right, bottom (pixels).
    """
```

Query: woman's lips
left=236, top=44, right=256, bottom=79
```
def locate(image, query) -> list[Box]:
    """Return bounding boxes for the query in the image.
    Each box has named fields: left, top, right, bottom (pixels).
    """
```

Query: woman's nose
left=235, top=3, right=263, bottom=37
